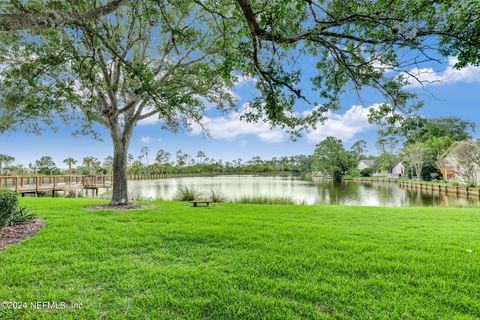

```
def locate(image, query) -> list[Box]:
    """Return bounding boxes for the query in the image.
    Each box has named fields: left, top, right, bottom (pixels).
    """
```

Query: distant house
left=390, top=162, right=405, bottom=178
left=357, top=160, right=376, bottom=170
left=438, top=141, right=480, bottom=183
left=357, top=159, right=405, bottom=178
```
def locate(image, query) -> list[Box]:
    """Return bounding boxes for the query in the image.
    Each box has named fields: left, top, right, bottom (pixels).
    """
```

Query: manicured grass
left=1, top=198, right=479, bottom=319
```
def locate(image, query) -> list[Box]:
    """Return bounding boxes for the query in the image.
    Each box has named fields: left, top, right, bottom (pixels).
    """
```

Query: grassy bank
left=1, top=199, right=479, bottom=319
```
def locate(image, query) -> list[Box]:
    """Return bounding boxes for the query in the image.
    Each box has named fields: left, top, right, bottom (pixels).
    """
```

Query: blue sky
left=1, top=56, right=480, bottom=168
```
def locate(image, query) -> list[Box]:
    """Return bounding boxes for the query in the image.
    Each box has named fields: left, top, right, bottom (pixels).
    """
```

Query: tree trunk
left=111, top=134, right=131, bottom=206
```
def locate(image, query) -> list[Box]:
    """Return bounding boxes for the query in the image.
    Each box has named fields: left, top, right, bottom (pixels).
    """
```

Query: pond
left=99, top=175, right=480, bottom=207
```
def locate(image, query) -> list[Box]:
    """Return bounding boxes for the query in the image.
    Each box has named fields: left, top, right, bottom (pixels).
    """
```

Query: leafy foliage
left=209, top=190, right=226, bottom=203
left=35, top=156, right=58, bottom=175
left=380, top=117, right=475, bottom=146
left=401, top=143, right=431, bottom=179
left=0, top=154, right=15, bottom=175
left=8, top=206, right=34, bottom=226
left=175, top=186, right=201, bottom=202
left=0, top=188, right=17, bottom=228
left=0, top=189, right=34, bottom=228
left=1, top=1, right=479, bottom=136
left=313, top=137, right=352, bottom=180
left=360, top=168, right=376, bottom=177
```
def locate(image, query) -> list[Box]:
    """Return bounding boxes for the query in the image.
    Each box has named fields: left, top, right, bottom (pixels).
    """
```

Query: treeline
left=0, top=150, right=313, bottom=176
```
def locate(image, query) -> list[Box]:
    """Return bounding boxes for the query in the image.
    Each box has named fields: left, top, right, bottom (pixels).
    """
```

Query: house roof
left=438, top=140, right=477, bottom=160
left=391, top=161, right=403, bottom=168
left=439, top=141, right=461, bottom=160
left=359, top=160, right=376, bottom=167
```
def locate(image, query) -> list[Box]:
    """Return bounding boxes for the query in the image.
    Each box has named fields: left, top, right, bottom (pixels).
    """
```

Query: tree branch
left=0, top=0, right=126, bottom=31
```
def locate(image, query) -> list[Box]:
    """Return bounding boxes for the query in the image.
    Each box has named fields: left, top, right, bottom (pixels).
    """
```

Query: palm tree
left=197, top=151, right=206, bottom=164
left=140, top=146, right=150, bottom=165
left=63, top=158, right=77, bottom=175
left=82, top=157, right=97, bottom=175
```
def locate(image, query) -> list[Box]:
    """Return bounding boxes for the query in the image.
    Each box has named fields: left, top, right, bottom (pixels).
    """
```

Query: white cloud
left=371, top=59, right=395, bottom=73
left=140, top=136, right=151, bottom=144
left=190, top=104, right=378, bottom=144
left=402, top=57, right=480, bottom=87
left=305, top=105, right=378, bottom=143
left=190, top=106, right=285, bottom=143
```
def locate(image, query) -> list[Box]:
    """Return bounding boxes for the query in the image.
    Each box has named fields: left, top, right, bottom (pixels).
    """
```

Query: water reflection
left=99, top=175, right=480, bottom=207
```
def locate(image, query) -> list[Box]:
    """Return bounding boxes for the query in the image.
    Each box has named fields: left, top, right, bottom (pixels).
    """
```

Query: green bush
left=0, top=189, right=34, bottom=228
left=8, top=206, right=34, bottom=226
left=360, top=167, right=376, bottom=177
left=0, top=189, right=18, bottom=228
left=209, top=189, right=226, bottom=203
left=348, top=168, right=361, bottom=178
left=175, top=186, right=200, bottom=201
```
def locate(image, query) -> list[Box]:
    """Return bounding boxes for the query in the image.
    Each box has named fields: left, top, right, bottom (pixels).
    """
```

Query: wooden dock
left=0, top=175, right=112, bottom=197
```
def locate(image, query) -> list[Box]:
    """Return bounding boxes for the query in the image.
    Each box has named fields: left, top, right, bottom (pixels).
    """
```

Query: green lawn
left=1, top=198, right=479, bottom=319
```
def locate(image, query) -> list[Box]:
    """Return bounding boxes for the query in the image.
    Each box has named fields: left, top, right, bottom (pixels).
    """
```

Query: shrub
left=209, top=189, right=226, bottom=203
left=0, top=189, right=35, bottom=229
left=0, top=189, right=18, bottom=228
left=176, top=186, right=200, bottom=201
left=8, top=206, right=34, bottom=226
left=232, top=196, right=295, bottom=205
left=348, top=168, right=361, bottom=178
left=360, top=167, right=376, bottom=177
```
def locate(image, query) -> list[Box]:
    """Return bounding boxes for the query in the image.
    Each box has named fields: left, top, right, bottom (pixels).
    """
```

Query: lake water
left=101, top=175, right=480, bottom=207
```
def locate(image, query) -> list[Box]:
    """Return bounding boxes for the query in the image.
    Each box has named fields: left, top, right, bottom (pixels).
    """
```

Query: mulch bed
left=84, top=204, right=156, bottom=211
left=0, top=218, right=45, bottom=251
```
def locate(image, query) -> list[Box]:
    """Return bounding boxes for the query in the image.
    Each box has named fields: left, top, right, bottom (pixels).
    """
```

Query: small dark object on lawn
left=190, top=200, right=211, bottom=207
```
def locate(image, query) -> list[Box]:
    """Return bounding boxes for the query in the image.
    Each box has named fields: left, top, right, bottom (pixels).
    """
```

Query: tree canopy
left=312, top=137, right=352, bottom=180
left=0, top=0, right=126, bottom=31
left=1, top=0, right=479, bottom=135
